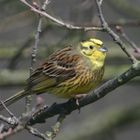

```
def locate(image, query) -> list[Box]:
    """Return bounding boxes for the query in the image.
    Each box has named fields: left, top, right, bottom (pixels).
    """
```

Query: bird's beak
left=99, top=46, right=108, bottom=52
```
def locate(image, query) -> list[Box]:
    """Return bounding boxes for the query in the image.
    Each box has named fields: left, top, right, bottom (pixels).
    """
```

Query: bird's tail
left=0, top=90, right=27, bottom=111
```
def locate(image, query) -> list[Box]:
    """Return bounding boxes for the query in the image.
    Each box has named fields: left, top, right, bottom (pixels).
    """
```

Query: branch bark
left=95, top=0, right=137, bottom=64
left=28, top=62, right=140, bottom=125
left=20, top=0, right=103, bottom=31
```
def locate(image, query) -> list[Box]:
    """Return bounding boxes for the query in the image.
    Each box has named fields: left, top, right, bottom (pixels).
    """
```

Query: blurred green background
left=0, top=0, right=140, bottom=140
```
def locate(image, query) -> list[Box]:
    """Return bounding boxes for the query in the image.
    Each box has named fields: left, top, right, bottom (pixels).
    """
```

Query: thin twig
left=109, top=20, right=140, bottom=28
left=20, top=0, right=103, bottom=31
left=26, top=126, right=49, bottom=140
left=0, top=125, right=24, bottom=140
left=122, top=33, right=139, bottom=51
left=46, top=113, right=66, bottom=139
left=0, top=101, right=19, bottom=133
left=0, top=115, right=12, bottom=124
left=0, top=128, right=12, bottom=140
left=99, top=0, right=103, bottom=5
left=115, top=26, right=139, bottom=52
left=0, top=101, right=14, bottom=118
left=95, top=0, right=137, bottom=64
left=25, top=0, right=50, bottom=112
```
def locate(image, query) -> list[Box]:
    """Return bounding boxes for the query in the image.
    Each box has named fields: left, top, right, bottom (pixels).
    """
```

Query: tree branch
left=20, top=0, right=103, bottom=31
left=95, top=0, right=137, bottom=64
left=115, top=26, right=140, bottom=51
left=26, top=126, right=49, bottom=140
left=26, top=0, right=50, bottom=112
left=45, top=113, right=66, bottom=139
left=27, top=62, right=140, bottom=125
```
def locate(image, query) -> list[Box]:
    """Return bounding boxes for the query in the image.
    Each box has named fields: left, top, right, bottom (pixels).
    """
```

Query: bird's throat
left=89, top=58, right=105, bottom=70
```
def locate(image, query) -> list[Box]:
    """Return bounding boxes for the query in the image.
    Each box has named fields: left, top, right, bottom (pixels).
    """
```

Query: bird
left=0, top=38, right=107, bottom=111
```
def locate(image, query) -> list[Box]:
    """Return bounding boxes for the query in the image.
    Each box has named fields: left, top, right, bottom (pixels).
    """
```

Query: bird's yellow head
left=80, top=38, right=107, bottom=68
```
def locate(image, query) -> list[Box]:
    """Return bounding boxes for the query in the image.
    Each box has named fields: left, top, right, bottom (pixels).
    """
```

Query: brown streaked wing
left=26, top=47, right=81, bottom=91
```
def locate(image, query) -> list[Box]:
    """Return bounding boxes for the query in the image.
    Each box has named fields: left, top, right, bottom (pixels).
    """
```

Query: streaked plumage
left=0, top=38, right=107, bottom=110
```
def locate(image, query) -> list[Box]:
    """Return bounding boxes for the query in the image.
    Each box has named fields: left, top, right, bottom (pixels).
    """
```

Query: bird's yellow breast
left=48, top=66, right=104, bottom=98
left=88, top=51, right=106, bottom=71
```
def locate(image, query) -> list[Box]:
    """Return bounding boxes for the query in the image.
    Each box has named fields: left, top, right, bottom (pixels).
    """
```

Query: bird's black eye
left=89, top=45, right=94, bottom=49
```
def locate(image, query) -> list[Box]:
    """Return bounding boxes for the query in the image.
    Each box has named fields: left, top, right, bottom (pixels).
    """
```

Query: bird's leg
left=73, top=94, right=88, bottom=106
left=70, top=94, right=87, bottom=113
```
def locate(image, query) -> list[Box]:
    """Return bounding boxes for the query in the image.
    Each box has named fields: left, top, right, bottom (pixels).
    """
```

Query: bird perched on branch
left=0, top=38, right=107, bottom=111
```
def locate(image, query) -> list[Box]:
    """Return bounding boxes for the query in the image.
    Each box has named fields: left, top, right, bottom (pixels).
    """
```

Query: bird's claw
left=71, top=94, right=87, bottom=113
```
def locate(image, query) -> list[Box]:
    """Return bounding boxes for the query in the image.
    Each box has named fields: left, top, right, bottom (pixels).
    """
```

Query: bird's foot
left=71, top=94, right=87, bottom=112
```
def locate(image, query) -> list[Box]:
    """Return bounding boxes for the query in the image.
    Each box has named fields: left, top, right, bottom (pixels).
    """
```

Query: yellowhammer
left=0, top=38, right=107, bottom=111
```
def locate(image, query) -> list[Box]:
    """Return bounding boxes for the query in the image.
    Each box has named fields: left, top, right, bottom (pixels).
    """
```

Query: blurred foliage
left=107, top=0, right=140, bottom=19
left=0, top=0, right=27, bottom=17
left=57, top=104, right=140, bottom=140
